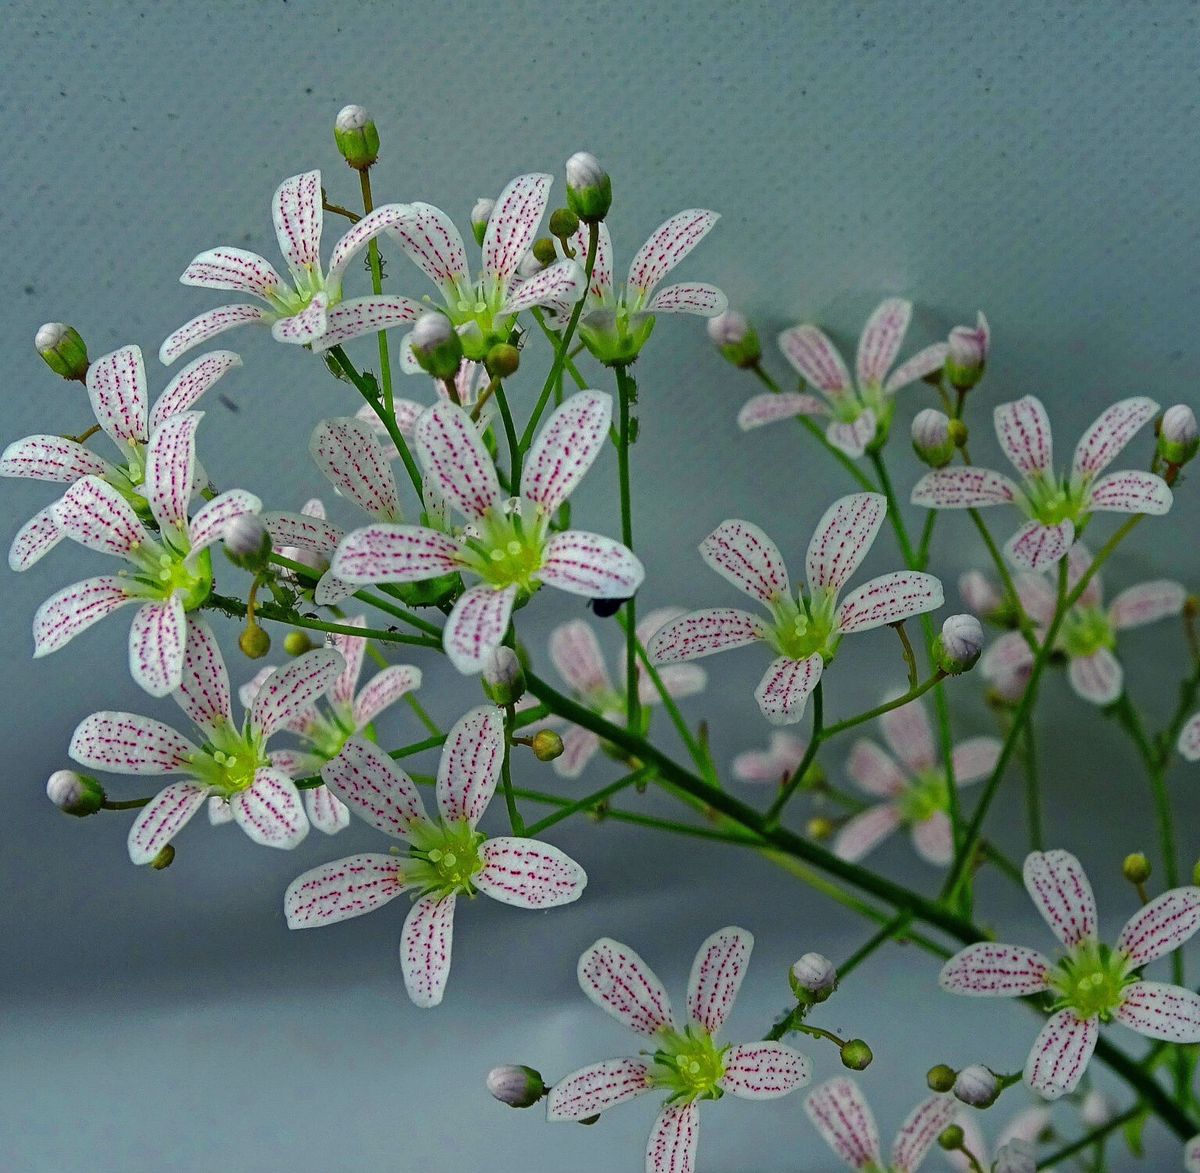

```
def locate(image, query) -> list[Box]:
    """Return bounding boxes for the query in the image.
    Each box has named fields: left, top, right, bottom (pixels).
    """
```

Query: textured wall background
left=3, top=1, right=1199, bottom=1169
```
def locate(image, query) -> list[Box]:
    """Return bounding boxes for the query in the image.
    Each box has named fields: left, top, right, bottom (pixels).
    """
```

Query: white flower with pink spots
left=944, top=1106, right=1049, bottom=1173
left=731, top=731, right=809, bottom=784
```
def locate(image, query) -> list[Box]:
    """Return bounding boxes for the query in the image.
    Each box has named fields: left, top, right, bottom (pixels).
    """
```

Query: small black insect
left=588, top=596, right=630, bottom=619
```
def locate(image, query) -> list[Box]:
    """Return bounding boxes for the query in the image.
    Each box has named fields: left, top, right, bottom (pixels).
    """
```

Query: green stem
left=838, top=911, right=913, bottom=980
left=821, top=673, right=948, bottom=739
left=523, top=767, right=655, bottom=836
left=764, top=684, right=823, bottom=824
left=968, top=507, right=1036, bottom=644
left=358, top=168, right=393, bottom=419
left=205, top=593, right=440, bottom=648
left=614, top=362, right=640, bottom=731
left=500, top=703, right=525, bottom=835
left=1035, top=1106, right=1142, bottom=1170
left=494, top=382, right=522, bottom=486
left=405, top=693, right=442, bottom=737
left=530, top=307, right=589, bottom=391
left=1021, top=717, right=1045, bottom=851
left=869, top=451, right=916, bottom=564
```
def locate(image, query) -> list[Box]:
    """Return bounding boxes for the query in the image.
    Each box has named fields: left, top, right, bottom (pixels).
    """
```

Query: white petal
left=699, top=519, right=790, bottom=604
left=645, top=282, right=727, bottom=315
left=1116, top=886, right=1200, bottom=967
left=127, top=782, right=209, bottom=864
left=186, top=489, right=263, bottom=555
left=149, top=350, right=242, bottom=431
left=250, top=647, right=344, bottom=738
left=552, top=726, right=603, bottom=778
left=836, top=571, right=944, bottom=633
left=272, top=170, right=323, bottom=282
left=475, top=837, right=587, bottom=908
left=825, top=411, right=877, bottom=458
left=1186, top=1134, right=1200, bottom=1173
left=270, top=292, right=329, bottom=345
left=994, top=396, right=1054, bottom=477
left=9, top=504, right=66, bottom=571
left=325, top=615, right=366, bottom=706
left=325, top=203, right=413, bottom=287
left=856, top=297, right=911, bottom=387
left=687, top=925, right=753, bottom=1034
left=627, top=209, right=720, bottom=299
left=57, top=476, right=144, bottom=558
left=482, top=173, right=552, bottom=282
left=1004, top=519, right=1074, bottom=572
left=911, top=466, right=1019, bottom=509
left=385, top=201, right=470, bottom=294
left=1086, top=470, right=1173, bottom=515
left=321, top=735, right=428, bottom=840
left=500, top=258, right=585, bottom=313
left=951, top=737, right=1002, bottom=784
left=208, top=795, right=235, bottom=825
left=1067, top=648, right=1123, bottom=706
left=412, top=401, right=502, bottom=522
left=911, top=812, right=954, bottom=866
left=1024, top=849, right=1098, bottom=948
left=331, top=523, right=462, bottom=584
left=180, top=247, right=284, bottom=299
left=577, top=936, right=675, bottom=1036
left=939, top=942, right=1052, bottom=997
left=883, top=342, right=949, bottom=393
left=833, top=804, right=902, bottom=862
left=890, top=1093, right=957, bottom=1173
left=1024, top=1010, right=1098, bottom=1099
left=719, top=1041, right=809, bottom=1099
left=1108, top=580, right=1186, bottom=629
left=1115, top=982, right=1200, bottom=1043
left=86, top=345, right=148, bottom=450
left=353, top=664, right=422, bottom=728
left=33, top=576, right=136, bottom=657
left=1177, top=713, right=1200, bottom=761
left=1072, top=396, right=1159, bottom=478
left=128, top=597, right=187, bottom=697
left=443, top=584, right=518, bottom=675
left=231, top=768, right=309, bottom=849
left=310, top=417, right=401, bottom=521
left=284, top=853, right=409, bottom=928
left=401, top=891, right=457, bottom=1008
left=160, top=304, right=269, bottom=366
left=545, top=1059, right=652, bottom=1121
left=265, top=508, right=342, bottom=554
left=648, top=608, right=766, bottom=664
left=144, top=412, right=201, bottom=533
left=804, top=1077, right=882, bottom=1169
left=754, top=654, right=823, bottom=725
left=778, top=324, right=853, bottom=397
left=645, top=1103, right=700, bottom=1173
left=0, top=434, right=110, bottom=482
left=879, top=696, right=936, bottom=772
left=69, top=710, right=198, bottom=774
left=550, top=619, right=613, bottom=699
left=538, top=531, right=645, bottom=597
left=737, top=392, right=827, bottom=431
left=436, top=705, right=504, bottom=828
left=845, top=739, right=906, bottom=797
left=304, top=786, right=351, bottom=835
left=572, top=220, right=613, bottom=299
left=310, top=294, right=424, bottom=351
left=520, top=389, right=611, bottom=512
left=805, top=492, right=887, bottom=593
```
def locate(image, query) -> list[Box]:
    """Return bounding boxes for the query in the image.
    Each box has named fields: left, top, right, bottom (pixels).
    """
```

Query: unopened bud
left=934, top=614, right=984, bottom=674
left=333, top=104, right=379, bottom=170
left=839, top=1039, right=872, bottom=1070
left=223, top=513, right=271, bottom=571
left=284, top=631, right=315, bottom=656
left=937, top=1124, right=966, bottom=1152
left=471, top=198, right=495, bottom=247
left=706, top=310, right=761, bottom=369
left=1080, top=1089, right=1115, bottom=1128
left=548, top=207, right=580, bottom=242
left=151, top=844, right=176, bottom=870
left=1159, top=404, right=1199, bottom=466
left=953, top=1064, right=999, bottom=1108
left=482, top=646, right=526, bottom=706
left=994, top=1138, right=1036, bottom=1173
left=959, top=570, right=1002, bottom=616
left=485, top=343, right=520, bottom=380
left=789, top=952, right=838, bottom=1002
left=46, top=769, right=104, bottom=816
left=486, top=1064, right=546, bottom=1108
left=926, top=1063, right=957, bottom=1093
left=35, top=322, right=89, bottom=381
left=807, top=816, right=834, bottom=841
left=911, top=408, right=955, bottom=467
left=565, top=151, right=612, bottom=223
left=531, top=730, right=564, bottom=762
left=410, top=312, right=463, bottom=380
left=240, top=623, right=271, bottom=659
left=516, top=250, right=545, bottom=279
left=1123, top=852, right=1151, bottom=885
left=945, top=311, right=989, bottom=390
left=531, top=237, right=559, bottom=267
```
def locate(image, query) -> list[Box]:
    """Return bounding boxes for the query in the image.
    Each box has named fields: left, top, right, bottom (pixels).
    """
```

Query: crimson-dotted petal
left=648, top=608, right=765, bottom=664
left=33, top=576, right=137, bottom=657
left=553, top=727, right=602, bottom=779
left=995, top=396, right=1054, bottom=477
left=327, top=617, right=366, bottom=706
left=1115, top=982, right=1200, bottom=1042
left=271, top=293, right=329, bottom=345
left=719, top=1042, right=809, bottom=1099
left=311, top=295, right=425, bottom=351
left=1024, top=1010, right=1098, bottom=1099
left=0, top=434, right=111, bottom=482
left=1086, top=470, right=1173, bottom=515
left=332, top=523, right=462, bottom=584
left=804, top=1077, right=882, bottom=1170
left=128, top=597, right=187, bottom=697
left=443, top=584, right=518, bottom=675
left=1005, top=519, right=1074, bottom=571
left=1067, top=648, right=1123, bottom=706
left=1024, top=849, right=1097, bottom=948
left=550, top=620, right=613, bottom=699
left=187, top=489, right=263, bottom=555
left=806, top=493, right=887, bottom=593
left=127, top=781, right=210, bottom=865
left=272, top=170, right=322, bottom=281
left=1072, top=396, right=1159, bottom=478
left=160, top=304, right=269, bottom=366
left=890, top=1093, right=957, bottom=1173
left=646, top=283, right=727, bottom=315
left=699, top=519, right=790, bottom=604
left=265, top=508, right=342, bottom=554
left=1179, top=714, right=1200, bottom=762
left=846, top=740, right=906, bottom=797
left=836, top=571, right=944, bottom=633
left=737, top=392, right=827, bottom=431
left=177, top=621, right=234, bottom=732
left=778, top=324, right=853, bottom=398
left=911, top=466, right=1019, bottom=509
left=501, top=259, right=585, bottom=314
left=149, top=350, right=242, bottom=431
left=144, top=412, right=201, bottom=533
left=521, top=390, right=611, bottom=512
left=180, top=247, right=285, bottom=299
left=884, top=343, right=949, bottom=393
left=539, top=531, right=645, bottom=597
left=646, top=1102, right=699, bottom=1173
left=310, top=417, right=401, bottom=521
left=386, top=202, right=471, bottom=294
left=1108, top=580, right=1186, bottom=629
left=825, top=411, right=878, bottom=458
left=475, top=837, right=587, bottom=908
left=482, top=173, right=552, bottom=283
left=401, top=891, right=457, bottom=1008
left=578, top=937, right=675, bottom=1036
left=413, top=400, right=502, bottom=522
left=304, top=786, right=350, bottom=835
left=572, top=219, right=614, bottom=299
left=545, top=1059, right=652, bottom=1121
left=352, top=664, right=422, bottom=728
left=57, top=476, right=144, bottom=557
left=321, top=735, right=428, bottom=840
left=250, top=648, right=344, bottom=738
left=880, top=697, right=937, bottom=772
left=627, top=209, right=720, bottom=299
left=687, top=925, right=752, bottom=1034
left=325, top=203, right=413, bottom=288
left=284, top=853, right=409, bottom=928
left=911, top=812, right=954, bottom=866
left=833, top=803, right=902, bottom=862
left=86, top=345, right=148, bottom=452
left=70, top=710, right=198, bottom=774
left=230, top=767, right=309, bottom=849
left=9, top=505, right=65, bottom=571
left=856, top=298, right=912, bottom=387
left=755, top=654, right=823, bottom=726
left=939, top=942, right=1052, bottom=997
left=436, top=705, right=504, bottom=828
left=1116, top=886, right=1200, bottom=966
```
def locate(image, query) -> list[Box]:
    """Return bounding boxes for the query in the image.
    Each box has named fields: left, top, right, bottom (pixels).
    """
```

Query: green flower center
left=1059, top=606, right=1115, bottom=659
left=1021, top=472, right=1086, bottom=526
left=648, top=1025, right=728, bottom=1104
left=578, top=304, right=656, bottom=366
left=303, top=706, right=361, bottom=763
left=126, top=541, right=213, bottom=610
left=270, top=265, right=336, bottom=316
left=442, top=277, right=511, bottom=360
left=188, top=721, right=269, bottom=797
left=897, top=770, right=950, bottom=823
left=407, top=818, right=486, bottom=895
left=1047, top=941, right=1137, bottom=1021
left=765, top=590, right=841, bottom=663
left=456, top=503, right=550, bottom=593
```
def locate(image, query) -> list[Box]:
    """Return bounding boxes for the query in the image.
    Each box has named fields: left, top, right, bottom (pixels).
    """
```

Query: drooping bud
left=953, top=1064, right=1000, bottom=1108
left=926, top=1063, right=957, bottom=1093
left=471, top=198, right=495, bottom=247
left=531, top=237, right=559, bottom=268
left=548, top=207, right=580, bottom=243
left=482, top=647, right=526, bottom=706
left=486, top=1064, right=546, bottom=1108
left=839, top=1039, right=873, bottom=1070
left=959, top=570, right=1002, bottom=617
left=46, top=769, right=104, bottom=817
left=485, top=343, right=520, bottom=380
left=993, top=1138, right=1036, bottom=1173
left=410, top=312, right=463, bottom=380
left=1123, top=851, right=1151, bottom=885
left=937, top=1124, right=966, bottom=1152
left=531, top=730, right=564, bottom=762
left=35, top=322, right=89, bottom=381
left=706, top=310, right=761, bottom=369
left=911, top=408, right=956, bottom=468
left=945, top=311, right=989, bottom=390
left=284, top=631, right=315, bottom=656
left=934, top=614, right=984, bottom=674
left=789, top=953, right=838, bottom=1003
left=240, top=623, right=271, bottom=659
left=1080, top=1089, right=1115, bottom=1128
left=151, top=844, right=176, bottom=870
left=1159, top=404, right=1199, bottom=466
left=223, top=513, right=271, bottom=572
left=333, top=104, right=380, bottom=170
left=565, top=152, right=612, bottom=223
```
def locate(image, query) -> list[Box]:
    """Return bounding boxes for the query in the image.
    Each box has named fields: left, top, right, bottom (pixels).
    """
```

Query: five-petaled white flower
left=547, top=926, right=810, bottom=1173
left=284, top=705, right=587, bottom=1007
left=731, top=731, right=808, bottom=784
left=737, top=299, right=948, bottom=457
left=385, top=173, right=584, bottom=363
left=834, top=695, right=1001, bottom=867
left=2, top=344, right=240, bottom=572
left=647, top=495, right=944, bottom=725
left=940, top=849, right=1200, bottom=1099
left=69, top=619, right=342, bottom=862
left=220, top=616, right=422, bottom=835
left=804, top=1076, right=956, bottom=1173
left=330, top=392, right=644, bottom=674
left=978, top=543, right=1185, bottom=706
left=33, top=412, right=260, bottom=696
left=544, top=609, right=707, bottom=777
left=912, top=395, right=1171, bottom=571
left=161, top=170, right=420, bottom=363
left=945, top=1106, right=1049, bottom=1173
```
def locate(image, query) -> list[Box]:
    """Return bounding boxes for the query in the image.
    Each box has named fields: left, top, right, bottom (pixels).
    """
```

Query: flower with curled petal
left=161, top=170, right=419, bottom=363
left=547, top=926, right=810, bottom=1173
left=944, top=1106, right=1049, bottom=1173
left=544, top=609, right=707, bottom=777
left=68, top=619, right=342, bottom=862
left=939, top=849, right=1200, bottom=1099
left=32, top=412, right=260, bottom=696
left=330, top=392, right=644, bottom=674
left=283, top=705, right=586, bottom=1007
left=647, top=495, right=944, bottom=725
left=805, top=1077, right=956, bottom=1172
left=737, top=299, right=948, bottom=457
left=217, top=616, right=422, bottom=835
left=912, top=395, right=1171, bottom=571
left=2, top=344, right=238, bottom=572
left=384, top=173, right=584, bottom=363
left=833, top=695, right=1001, bottom=867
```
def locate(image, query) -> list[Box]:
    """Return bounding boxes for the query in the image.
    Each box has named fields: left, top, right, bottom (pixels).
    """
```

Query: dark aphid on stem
left=588, top=596, right=629, bottom=618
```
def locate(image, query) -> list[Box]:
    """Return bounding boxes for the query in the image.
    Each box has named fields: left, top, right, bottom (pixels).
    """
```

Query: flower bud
left=945, top=311, right=989, bottom=390
left=35, top=322, right=89, bottom=381
left=839, top=1039, right=873, bottom=1070
left=333, top=104, right=380, bottom=170
left=410, top=312, right=463, bottom=380
left=1159, top=404, right=1198, bottom=466
left=806, top=816, right=834, bottom=841
left=1123, top=851, right=1151, bottom=885
left=151, top=844, right=176, bottom=870
left=471, top=198, right=495, bottom=247
left=223, top=513, right=271, bottom=572
left=953, top=1064, right=999, bottom=1108
left=482, top=647, right=526, bottom=706
left=485, top=343, right=520, bottom=380
left=789, top=953, right=838, bottom=1003
left=959, top=570, right=1002, bottom=617
left=486, top=1064, right=546, bottom=1108
left=565, top=151, right=612, bottom=223
left=284, top=631, right=315, bottom=656
left=937, top=1124, right=966, bottom=1152
left=531, top=730, right=564, bottom=762
left=1080, top=1089, right=1115, bottom=1128
left=516, top=250, right=545, bottom=279
left=706, top=310, right=761, bottom=369
left=934, top=614, right=984, bottom=674
left=531, top=237, right=559, bottom=267
left=994, top=1138, right=1036, bottom=1173
left=46, top=769, right=104, bottom=817
left=926, top=1063, right=957, bottom=1093
left=548, top=207, right=580, bottom=242
left=240, top=624, right=271, bottom=659
left=911, top=408, right=956, bottom=468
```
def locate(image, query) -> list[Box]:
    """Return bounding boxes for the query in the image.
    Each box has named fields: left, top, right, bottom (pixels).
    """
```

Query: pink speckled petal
left=755, top=654, right=823, bottom=726
left=545, top=1059, right=652, bottom=1122
left=836, top=571, right=944, bottom=633
left=443, top=584, right=517, bottom=675
left=846, top=740, right=907, bottom=797
left=250, top=647, right=343, bottom=739
left=521, top=390, right=611, bottom=511
left=127, top=781, right=210, bottom=865
left=1067, top=648, right=1123, bottom=706
left=737, top=392, right=827, bottom=431
left=180, top=247, right=284, bottom=300
left=994, top=396, right=1054, bottom=477
left=879, top=697, right=936, bottom=772
left=9, top=504, right=66, bottom=571
left=939, top=942, right=1052, bottom=996
left=270, top=292, right=329, bottom=346
left=1086, top=470, right=1173, bottom=515
left=413, top=400, right=502, bottom=522
left=149, top=350, right=242, bottom=431
left=951, top=737, right=1002, bottom=784
left=646, top=1103, right=699, bottom=1173
left=648, top=608, right=766, bottom=664
left=980, top=630, right=1036, bottom=688
left=890, top=1093, right=957, bottom=1173
left=231, top=767, right=309, bottom=850
left=57, top=475, right=144, bottom=557
left=501, top=258, right=586, bottom=314
left=578, top=936, right=676, bottom=1036
left=552, top=726, right=603, bottom=779
left=1072, top=396, right=1159, bottom=478
left=311, top=295, right=424, bottom=351
left=265, top=508, right=341, bottom=554
left=825, top=411, right=877, bottom=458
left=1004, top=520, right=1074, bottom=571
left=911, top=811, right=954, bottom=866
left=550, top=619, right=613, bottom=699
left=34, top=576, right=137, bottom=657
left=1116, top=887, right=1200, bottom=967
left=483, top=173, right=553, bottom=282
left=310, top=417, right=401, bottom=521
left=128, top=597, right=187, bottom=697
left=1065, top=541, right=1102, bottom=607
left=304, top=786, right=350, bottom=835
left=272, top=170, right=323, bottom=282
left=160, top=304, right=269, bottom=366
left=911, top=466, right=1019, bottom=509
left=0, top=434, right=111, bottom=482
left=475, top=836, right=587, bottom=908
left=187, top=489, right=262, bottom=555
left=883, top=342, right=949, bottom=393
left=538, top=530, right=644, bottom=597
left=571, top=219, right=614, bottom=299
left=699, top=519, right=790, bottom=604
left=325, top=203, right=413, bottom=288
left=627, top=209, right=720, bottom=299
left=269, top=747, right=321, bottom=777
left=1178, top=713, right=1200, bottom=762
left=69, top=710, right=198, bottom=775
left=401, top=891, right=457, bottom=1008
left=321, top=735, right=428, bottom=840
left=806, top=492, right=887, bottom=593
left=352, top=664, right=422, bottom=728
left=687, top=925, right=752, bottom=1034
left=327, top=615, right=366, bottom=706
left=804, top=1077, right=882, bottom=1170
left=1024, top=849, right=1097, bottom=948
left=284, top=853, right=409, bottom=928
left=1024, top=1010, right=1098, bottom=1099
left=331, top=523, right=461, bottom=584
left=173, top=617, right=231, bottom=734
left=385, top=201, right=470, bottom=294
left=646, top=282, right=727, bottom=315
left=833, top=803, right=902, bottom=863
left=778, top=324, right=853, bottom=397
left=856, top=298, right=912, bottom=387
left=86, top=345, right=148, bottom=451
left=436, top=705, right=504, bottom=827
left=1116, top=982, right=1200, bottom=1043
left=144, top=412, right=201, bottom=533
left=1108, top=580, right=1186, bottom=630
left=719, top=1042, right=809, bottom=1099
left=389, top=398, right=424, bottom=438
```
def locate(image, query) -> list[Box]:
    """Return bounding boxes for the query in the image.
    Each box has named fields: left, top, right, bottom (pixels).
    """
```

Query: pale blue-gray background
left=2, top=2, right=1198, bottom=1170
